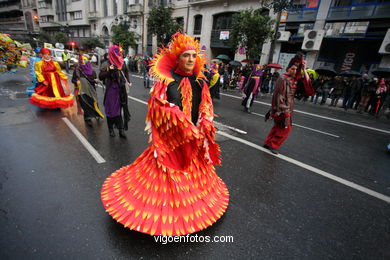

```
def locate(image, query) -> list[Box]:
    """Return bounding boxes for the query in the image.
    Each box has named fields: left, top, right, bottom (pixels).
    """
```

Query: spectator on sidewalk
left=357, top=74, right=374, bottom=113
left=347, top=75, right=361, bottom=109
left=270, top=69, right=280, bottom=94
left=329, top=76, right=345, bottom=107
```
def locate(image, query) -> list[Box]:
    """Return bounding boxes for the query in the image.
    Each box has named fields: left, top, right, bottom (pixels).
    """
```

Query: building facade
left=278, top=0, right=390, bottom=72
left=0, top=0, right=40, bottom=41
left=7, top=0, right=387, bottom=72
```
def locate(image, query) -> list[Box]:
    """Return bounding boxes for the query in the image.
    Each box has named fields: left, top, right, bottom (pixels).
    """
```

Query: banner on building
left=278, top=53, right=295, bottom=73
left=220, top=31, right=230, bottom=40
left=280, top=12, right=288, bottom=23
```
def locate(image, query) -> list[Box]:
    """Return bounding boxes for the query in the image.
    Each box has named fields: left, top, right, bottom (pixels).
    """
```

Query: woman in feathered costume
left=30, top=48, right=74, bottom=109
left=101, top=33, right=229, bottom=236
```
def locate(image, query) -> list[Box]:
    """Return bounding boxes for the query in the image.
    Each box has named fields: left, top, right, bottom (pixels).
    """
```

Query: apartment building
left=0, top=0, right=39, bottom=41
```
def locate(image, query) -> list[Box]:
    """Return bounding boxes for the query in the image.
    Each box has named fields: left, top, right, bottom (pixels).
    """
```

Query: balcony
left=189, top=0, right=218, bottom=4
left=88, top=11, right=99, bottom=21
left=0, top=3, right=21, bottom=13
left=286, top=8, right=318, bottom=22
left=327, top=3, right=390, bottom=21
left=127, top=4, right=143, bottom=15
left=210, top=29, right=231, bottom=49
left=38, top=7, right=55, bottom=17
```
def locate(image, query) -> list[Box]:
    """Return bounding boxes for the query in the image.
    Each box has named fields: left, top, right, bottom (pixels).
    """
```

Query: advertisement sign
left=278, top=53, right=295, bottom=73
left=220, top=31, right=230, bottom=40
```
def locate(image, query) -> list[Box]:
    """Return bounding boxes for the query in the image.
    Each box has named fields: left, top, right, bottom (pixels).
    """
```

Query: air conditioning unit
left=301, top=29, right=325, bottom=51
left=379, top=28, right=390, bottom=54
left=276, top=31, right=291, bottom=42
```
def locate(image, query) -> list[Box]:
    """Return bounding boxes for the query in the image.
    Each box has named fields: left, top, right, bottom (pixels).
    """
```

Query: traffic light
left=33, top=15, right=39, bottom=22
left=70, top=41, right=76, bottom=47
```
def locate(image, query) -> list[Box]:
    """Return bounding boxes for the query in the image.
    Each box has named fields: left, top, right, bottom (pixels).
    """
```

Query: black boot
left=119, top=129, right=127, bottom=139
left=109, top=128, right=115, bottom=137
left=85, top=118, right=93, bottom=127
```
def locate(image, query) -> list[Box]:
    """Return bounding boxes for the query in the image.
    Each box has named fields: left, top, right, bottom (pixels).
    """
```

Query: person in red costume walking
left=101, top=33, right=229, bottom=236
left=30, top=48, right=74, bottom=109
left=263, top=54, right=313, bottom=154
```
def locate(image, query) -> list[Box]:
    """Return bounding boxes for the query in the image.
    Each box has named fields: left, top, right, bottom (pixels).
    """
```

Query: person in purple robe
left=241, top=64, right=263, bottom=113
left=99, top=45, right=131, bottom=138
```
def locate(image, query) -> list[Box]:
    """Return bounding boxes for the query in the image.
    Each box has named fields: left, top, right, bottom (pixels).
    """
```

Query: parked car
left=47, top=48, right=78, bottom=69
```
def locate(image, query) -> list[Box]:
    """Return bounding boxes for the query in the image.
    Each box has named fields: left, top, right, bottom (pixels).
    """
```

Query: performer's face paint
left=178, top=50, right=197, bottom=73
left=42, top=53, right=51, bottom=60
left=286, top=65, right=298, bottom=77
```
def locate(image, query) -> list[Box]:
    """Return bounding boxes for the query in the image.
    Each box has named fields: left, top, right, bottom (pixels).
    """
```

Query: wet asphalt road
left=0, top=68, right=389, bottom=259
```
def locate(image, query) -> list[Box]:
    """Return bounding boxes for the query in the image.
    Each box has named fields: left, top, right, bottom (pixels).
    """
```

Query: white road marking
left=214, top=121, right=247, bottom=134
left=128, top=95, right=147, bottom=105
left=126, top=94, right=389, bottom=203
left=217, top=130, right=390, bottom=204
left=62, top=117, right=106, bottom=164
left=220, top=92, right=390, bottom=135
left=251, top=112, right=340, bottom=138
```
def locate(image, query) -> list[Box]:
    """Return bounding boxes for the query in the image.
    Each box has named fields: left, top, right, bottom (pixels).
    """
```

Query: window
left=193, top=15, right=202, bottom=35
left=343, top=21, right=369, bottom=36
left=113, top=0, right=118, bottom=16
left=176, top=17, right=184, bottom=26
left=70, top=11, right=82, bottom=20
left=331, top=0, right=352, bottom=6
left=40, top=15, right=54, bottom=22
left=212, top=13, right=235, bottom=30
left=354, top=0, right=376, bottom=3
left=103, top=0, right=108, bottom=17
left=123, top=0, right=129, bottom=12
left=297, top=23, right=314, bottom=36
left=324, top=22, right=346, bottom=36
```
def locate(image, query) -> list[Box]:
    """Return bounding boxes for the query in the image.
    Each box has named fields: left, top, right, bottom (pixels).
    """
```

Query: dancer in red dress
left=101, top=33, right=229, bottom=236
left=30, top=48, right=74, bottom=109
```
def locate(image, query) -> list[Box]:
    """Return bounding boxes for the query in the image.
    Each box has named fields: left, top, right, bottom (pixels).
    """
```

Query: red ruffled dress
left=101, top=52, right=229, bottom=236
left=30, top=59, right=74, bottom=109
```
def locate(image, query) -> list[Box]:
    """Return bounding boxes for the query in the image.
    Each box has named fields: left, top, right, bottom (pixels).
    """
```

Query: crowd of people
left=185, top=60, right=389, bottom=118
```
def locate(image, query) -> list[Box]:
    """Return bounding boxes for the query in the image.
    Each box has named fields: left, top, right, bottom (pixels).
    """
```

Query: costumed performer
left=30, top=48, right=74, bottom=109
left=101, top=33, right=229, bottom=236
left=99, top=45, right=131, bottom=138
left=209, top=63, right=221, bottom=99
left=26, top=48, right=42, bottom=97
left=241, top=64, right=263, bottom=113
left=263, top=54, right=313, bottom=154
left=72, top=54, right=104, bottom=127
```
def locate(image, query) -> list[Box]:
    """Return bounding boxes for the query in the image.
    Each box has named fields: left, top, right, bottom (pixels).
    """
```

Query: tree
left=260, top=0, right=294, bottom=63
left=54, top=32, right=68, bottom=44
left=147, top=3, right=182, bottom=46
left=111, top=23, right=139, bottom=53
left=81, top=37, right=105, bottom=51
left=38, top=32, right=51, bottom=44
left=229, top=8, right=274, bottom=60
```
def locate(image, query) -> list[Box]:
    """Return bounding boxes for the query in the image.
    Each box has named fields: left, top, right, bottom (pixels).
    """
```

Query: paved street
left=0, top=68, right=389, bottom=259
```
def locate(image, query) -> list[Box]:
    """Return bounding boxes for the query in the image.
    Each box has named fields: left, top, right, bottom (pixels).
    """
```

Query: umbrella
left=241, top=59, right=253, bottom=63
left=315, top=66, right=337, bottom=76
left=216, top=54, right=230, bottom=60
left=266, top=63, right=282, bottom=69
left=339, top=70, right=361, bottom=77
left=305, top=69, right=318, bottom=79
left=371, top=68, right=390, bottom=78
left=229, top=60, right=242, bottom=67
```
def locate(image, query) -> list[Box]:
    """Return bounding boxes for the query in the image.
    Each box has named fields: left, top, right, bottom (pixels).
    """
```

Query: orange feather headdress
left=149, top=32, right=207, bottom=84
